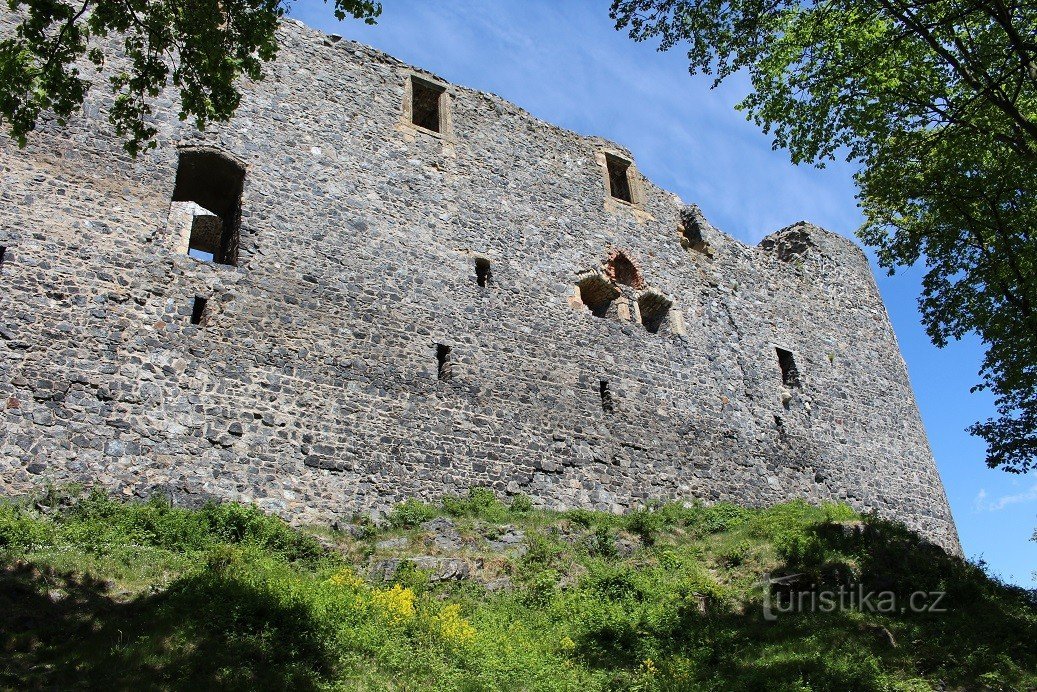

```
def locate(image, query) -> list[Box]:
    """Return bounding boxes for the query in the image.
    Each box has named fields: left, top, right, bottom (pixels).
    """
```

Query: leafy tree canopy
left=612, top=0, right=1037, bottom=473
left=0, top=0, right=380, bottom=156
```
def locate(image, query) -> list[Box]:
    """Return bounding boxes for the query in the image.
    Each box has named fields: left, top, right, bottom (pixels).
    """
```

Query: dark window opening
left=776, top=347, right=801, bottom=387
left=172, top=148, right=245, bottom=266
left=577, top=274, right=619, bottom=318
left=681, top=223, right=703, bottom=247
left=679, top=214, right=710, bottom=254
left=411, top=77, right=444, bottom=132
left=611, top=252, right=641, bottom=287
left=638, top=292, right=672, bottom=334
left=190, top=296, right=208, bottom=326
left=475, top=257, right=491, bottom=288
left=0, top=246, right=6, bottom=271
left=436, top=343, right=452, bottom=381
left=606, top=154, right=633, bottom=203
left=599, top=380, right=615, bottom=414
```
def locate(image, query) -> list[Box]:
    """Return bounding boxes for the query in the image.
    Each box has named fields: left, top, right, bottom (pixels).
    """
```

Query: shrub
left=509, top=494, right=534, bottom=513
left=566, top=509, right=598, bottom=529
left=387, top=499, right=438, bottom=528
left=587, top=526, right=618, bottom=559
left=684, top=502, right=752, bottom=537
left=1, top=492, right=1034, bottom=691
left=432, top=603, right=476, bottom=644
left=521, top=569, right=559, bottom=607
left=0, top=503, right=54, bottom=550
left=370, top=584, right=417, bottom=624
left=201, top=502, right=326, bottom=562
left=442, top=487, right=510, bottom=523
left=585, top=563, right=643, bottom=602
left=624, top=507, right=665, bottom=546
left=520, top=533, right=563, bottom=571
left=717, top=539, right=754, bottom=568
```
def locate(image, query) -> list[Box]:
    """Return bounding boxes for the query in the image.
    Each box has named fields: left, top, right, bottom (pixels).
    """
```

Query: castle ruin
left=0, top=16, right=960, bottom=552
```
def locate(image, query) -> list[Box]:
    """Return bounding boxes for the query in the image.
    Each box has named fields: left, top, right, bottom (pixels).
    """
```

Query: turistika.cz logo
left=760, top=573, right=947, bottom=621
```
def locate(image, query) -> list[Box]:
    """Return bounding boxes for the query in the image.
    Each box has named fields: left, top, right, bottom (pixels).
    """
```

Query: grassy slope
left=0, top=488, right=1034, bottom=691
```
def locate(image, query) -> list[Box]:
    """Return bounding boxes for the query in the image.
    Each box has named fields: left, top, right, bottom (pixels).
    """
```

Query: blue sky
left=293, top=0, right=1036, bottom=587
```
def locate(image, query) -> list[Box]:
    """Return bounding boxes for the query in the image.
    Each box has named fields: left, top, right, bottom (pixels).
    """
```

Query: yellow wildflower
left=370, top=584, right=416, bottom=624
left=327, top=568, right=365, bottom=589
left=434, top=603, right=476, bottom=643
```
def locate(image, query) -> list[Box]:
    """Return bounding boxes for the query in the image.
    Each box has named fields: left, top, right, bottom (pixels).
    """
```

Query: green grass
left=1, top=487, right=1034, bottom=691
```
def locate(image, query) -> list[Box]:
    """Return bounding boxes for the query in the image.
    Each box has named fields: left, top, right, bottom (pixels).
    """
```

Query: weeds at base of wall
left=0, top=486, right=1033, bottom=690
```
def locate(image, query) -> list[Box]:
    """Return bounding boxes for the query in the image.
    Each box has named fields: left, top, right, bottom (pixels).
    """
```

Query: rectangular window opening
left=437, top=343, right=452, bottom=381
left=776, top=347, right=801, bottom=388
left=605, top=154, right=633, bottom=203
left=172, top=148, right=245, bottom=266
left=190, top=296, right=209, bottom=326
left=599, top=379, right=615, bottom=414
left=475, top=257, right=492, bottom=288
left=0, top=246, right=6, bottom=271
left=411, top=77, right=444, bottom=133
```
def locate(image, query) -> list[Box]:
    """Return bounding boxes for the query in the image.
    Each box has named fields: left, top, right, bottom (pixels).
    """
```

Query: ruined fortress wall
left=0, top=16, right=959, bottom=551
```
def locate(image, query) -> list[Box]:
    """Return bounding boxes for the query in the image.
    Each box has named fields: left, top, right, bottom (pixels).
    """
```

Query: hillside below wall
left=0, top=15, right=959, bottom=552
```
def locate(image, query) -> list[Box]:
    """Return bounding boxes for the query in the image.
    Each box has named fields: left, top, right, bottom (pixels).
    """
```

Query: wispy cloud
left=973, top=483, right=1037, bottom=512
left=972, top=488, right=988, bottom=512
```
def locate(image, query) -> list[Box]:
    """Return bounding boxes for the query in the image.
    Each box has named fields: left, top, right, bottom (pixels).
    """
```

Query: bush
left=0, top=490, right=326, bottom=564
left=684, top=502, right=752, bottom=537
left=200, top=502, right=326, bottom=563
left=584, top=563, right=644, bottom=602
left=0, top=502, right=55, bottom=550
left=717, top=539, right=754, bottom=568
left=587, top=526, right=618, bottom=559
left=441, top=487, right=509, bottom=523
left=566, top=509, right=598, bottom=529
left=509, top=494, right=534, bottom=513
left=520, top=533, right=563, bottom=571
left=387, top=499, right=438, bottom=529
left=623, top=507, right=665, bottom=546
left=521, top=568, right=559, bottom=607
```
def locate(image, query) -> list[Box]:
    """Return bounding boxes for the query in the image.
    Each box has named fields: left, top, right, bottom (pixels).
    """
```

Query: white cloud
left=974, top=483, right=1037, bottom=512
left=972, top=488, right=987, bottom=512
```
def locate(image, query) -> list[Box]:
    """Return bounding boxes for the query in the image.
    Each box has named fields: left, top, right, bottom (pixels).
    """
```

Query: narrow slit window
left=599, top=380, right=615, bottom=414
left=436, top=344, right=452, bottom=381
left=172, top=148, right=245, bottom=266
left=475, top=258, right=491, bottom=288
left=411, top=77, right=445, bottom=133
left=0, top=246, right=6, bottom=271
left=776, top=347, right=801, bottom=387
left=190, top=296, right=208, bottom=326
left=605, top=154, right=633, bottom=203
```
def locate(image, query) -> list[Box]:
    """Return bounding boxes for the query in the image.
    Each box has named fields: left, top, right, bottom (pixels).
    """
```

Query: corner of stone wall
left=758, top=221, right=869, bottom=270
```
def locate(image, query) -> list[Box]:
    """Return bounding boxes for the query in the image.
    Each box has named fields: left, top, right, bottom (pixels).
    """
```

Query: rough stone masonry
left=0, top=15, right=960, bottom=552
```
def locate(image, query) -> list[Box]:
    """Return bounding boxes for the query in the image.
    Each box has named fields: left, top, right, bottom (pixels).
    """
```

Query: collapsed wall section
left=0, top=15, right=959, bottom=552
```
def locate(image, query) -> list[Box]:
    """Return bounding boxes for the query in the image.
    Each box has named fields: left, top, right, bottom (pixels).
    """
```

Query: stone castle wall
left=0, top=15, right=960, bottom=551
